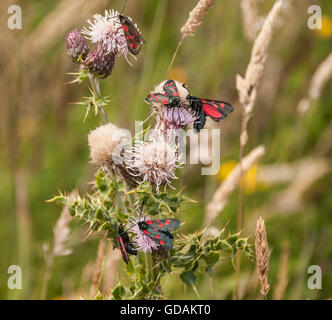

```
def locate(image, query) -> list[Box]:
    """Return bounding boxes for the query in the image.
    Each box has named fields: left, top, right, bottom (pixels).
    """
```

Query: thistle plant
left=50, top=7, right=253, bottom=300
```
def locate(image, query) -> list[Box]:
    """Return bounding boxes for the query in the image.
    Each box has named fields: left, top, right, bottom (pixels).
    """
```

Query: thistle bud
left=84, top=44, right=115, bottom=78
left=66, top=29, right=90, bottom=63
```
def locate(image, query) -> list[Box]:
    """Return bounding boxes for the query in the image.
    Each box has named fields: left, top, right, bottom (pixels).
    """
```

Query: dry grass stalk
left=247, top=157, right=330, bottom=233
left=102, top=248, right=122, bottom=293
left=15, top=168, right=31, bottom=295
left=297, top=52, right=332, bottom=114
left=236, top=2, right=284, bottom=285
left=271, top=157, right=329, bottom=213
left=53, top=206, right=73, bottom=257
left=257, top=157, right=328, bottom=185
left=181, top=0, right=216, bottom=37
left=90, top=239, right=106, bottom=297
left=255, top=216, right=270, bottom=297
left=273, top=242, right=290, bottom=300
left=204, top=145, right=265, bottom=226
left=313, top=120, right=332, bottom=156
left=166, top=0, right=216, bottom=76
left=237, top=0, right=284, bottom=147
left=240, top=0, right=263, bottom=41
left=41, top=193, right=74, bottom=299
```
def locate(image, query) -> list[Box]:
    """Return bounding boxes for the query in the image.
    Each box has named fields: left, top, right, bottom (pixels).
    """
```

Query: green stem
left=88, top=73, right=109, bottom=124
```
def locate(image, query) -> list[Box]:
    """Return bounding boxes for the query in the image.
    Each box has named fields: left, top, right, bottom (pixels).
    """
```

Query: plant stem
left=88, top=72, right=109, bottom=124
left=165, top=35, right=184, bottom=78
left=40, top=250, right=54, bottom=300
left=235, top=114, right=246, bottom=299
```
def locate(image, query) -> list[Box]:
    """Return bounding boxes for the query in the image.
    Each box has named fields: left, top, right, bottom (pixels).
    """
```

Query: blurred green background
left=1, top=0, right=332, bottom=299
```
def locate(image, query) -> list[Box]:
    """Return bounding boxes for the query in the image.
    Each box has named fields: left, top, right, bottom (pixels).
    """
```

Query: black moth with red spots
left=117, top=225, right=137, bottom=264
left=119, top=15, right=145, bottom=55
left=138, top=218, right=180, bottom=251
left=145, top=80, right=234, bottom=133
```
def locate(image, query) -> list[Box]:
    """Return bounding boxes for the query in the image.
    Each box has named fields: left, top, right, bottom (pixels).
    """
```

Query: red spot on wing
left=147, top=220, right=153, bottom=225
left=165, top=220, right=171, bottom=224
left=159, top=223, right=163, bottom=227
left=144, top=230, right=149, bottom=235
left=162, top=97, right=168, bottom=105
left=154, top=228, right=157, bottom=231
left=156, top=234, right=160, bottom=239
left=202, top=103, right=223, bottom=121
left=160, top=240, right=165, bottom=246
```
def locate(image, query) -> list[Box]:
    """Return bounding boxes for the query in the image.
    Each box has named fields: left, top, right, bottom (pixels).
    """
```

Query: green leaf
left=112, top=284, right=126, bottom=300
left=206, top=266, right=214, bottom=277
left=180, top=271, right=197, bottom=287
left=203, top=251, right=220, bottom=266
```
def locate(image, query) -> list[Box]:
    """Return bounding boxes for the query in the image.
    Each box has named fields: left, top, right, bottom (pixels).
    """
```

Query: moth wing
left=146, top=219, right=180, bottom=231
left=200, top=98, right=234, bottom=122
left=145, top=93, right=171, bottom=105
left=163, top=80, right=180, bottom=98
left=147, top=228, right=174, bottom=250
left=121, top=17, right=144, bottom=55
left=117, top=234, right=130, bottom=264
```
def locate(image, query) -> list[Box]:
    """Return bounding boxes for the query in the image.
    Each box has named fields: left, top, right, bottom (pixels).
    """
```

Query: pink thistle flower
left=82, top=10, right=136, bottom=65
left=160, top=105, right=197, bottom=129
left=129, top=216, right=159, bottom=253
left=147, top=80, right=197, bottom=130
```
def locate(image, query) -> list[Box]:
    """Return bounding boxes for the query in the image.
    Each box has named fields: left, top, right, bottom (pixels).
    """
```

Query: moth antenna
left=138, top=199, right=145, bottom=221
left=120, top=0, right=128, bottom=15
left=124, top=200, right=146, bottom=233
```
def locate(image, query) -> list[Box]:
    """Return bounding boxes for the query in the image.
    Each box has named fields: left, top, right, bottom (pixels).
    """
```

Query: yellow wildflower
left=315, top=15, right=332, bottom=38
left=217, top=160, right=261, bottom=194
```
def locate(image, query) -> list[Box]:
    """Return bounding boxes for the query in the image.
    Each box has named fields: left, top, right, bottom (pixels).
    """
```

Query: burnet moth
left=118, top=0, right=145, bottom=55
left=117, top=225, right=137, bottom=264
left=145, top=80, right=234, bottom=132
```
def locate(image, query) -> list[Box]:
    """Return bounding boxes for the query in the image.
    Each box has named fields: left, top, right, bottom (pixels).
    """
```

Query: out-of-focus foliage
left=1, top=0, right=332, bottom=300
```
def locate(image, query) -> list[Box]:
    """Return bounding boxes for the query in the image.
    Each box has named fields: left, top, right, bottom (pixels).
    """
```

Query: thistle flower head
left=66, top=29, right=90, bottom=63
left=160, top=105, right=197, bottom=129
left=127, top=135, right=180, bottom=189
left=88, top=123, right=131, bottom=168
left=129, top=216, right=159, bottom=253
left=83, top=43, right=115, bottom=78
left=82, top=10, right=135, bottom=63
